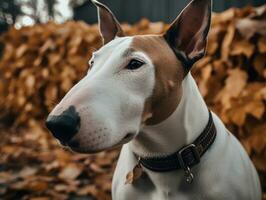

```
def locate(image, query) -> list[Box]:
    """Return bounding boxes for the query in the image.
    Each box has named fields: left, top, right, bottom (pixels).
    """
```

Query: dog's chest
left=112, top=119, right=261, bottom=200
left=112, top=144, right=223, bottom=200
left=113, top=170, right=223, bottom=200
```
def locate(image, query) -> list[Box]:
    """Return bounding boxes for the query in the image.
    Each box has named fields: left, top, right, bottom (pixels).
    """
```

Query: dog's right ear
left=92, top=0, right=124, bottom=44
left=164, top=0, right=212, bottom=75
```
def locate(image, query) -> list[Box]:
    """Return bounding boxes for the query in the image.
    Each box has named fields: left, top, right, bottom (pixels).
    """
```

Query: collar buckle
left=177, top=144, right=200, bottom=169
left=177, top=144, right=200, bottom=184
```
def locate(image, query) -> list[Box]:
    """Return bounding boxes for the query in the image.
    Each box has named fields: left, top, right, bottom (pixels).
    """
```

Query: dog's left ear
left=92, top=0, right=124, bottom=44
left=164, top=0, right=212, bottom=75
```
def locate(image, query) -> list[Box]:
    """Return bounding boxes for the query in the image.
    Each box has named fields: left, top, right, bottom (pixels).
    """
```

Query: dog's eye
left=126, top=59, right=144, bottom=70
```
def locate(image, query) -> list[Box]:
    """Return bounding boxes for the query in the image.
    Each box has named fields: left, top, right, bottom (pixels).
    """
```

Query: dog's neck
left=130, top=73, right=209, bottom=158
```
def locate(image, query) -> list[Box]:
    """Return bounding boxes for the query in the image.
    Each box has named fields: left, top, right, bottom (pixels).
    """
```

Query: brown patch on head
left=131, top=35, right=184, bottom=125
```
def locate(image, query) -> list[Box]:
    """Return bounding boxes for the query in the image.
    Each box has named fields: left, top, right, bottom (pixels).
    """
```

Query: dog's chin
left=67, top=146, right=102, bottom=154
left=64, top=133, right=137, bottom=154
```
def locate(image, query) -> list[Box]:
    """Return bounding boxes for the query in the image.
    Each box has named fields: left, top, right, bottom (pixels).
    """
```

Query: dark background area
left=0, top=0, right=266, bottom=34
left=74, top=0, right=266, bottom=24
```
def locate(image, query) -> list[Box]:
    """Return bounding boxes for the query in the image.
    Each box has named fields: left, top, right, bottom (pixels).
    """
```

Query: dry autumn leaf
left=258, top=37, right=266, bottom=53
left=59, top=163, right=83, bottom=180
left=236, top=17, right=266, bottom=39
left=221, top=22, right=235, bottom=61
left=230, top=40, right=255, bottom=58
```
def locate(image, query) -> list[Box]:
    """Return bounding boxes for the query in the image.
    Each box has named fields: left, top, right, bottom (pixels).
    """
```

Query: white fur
left=49, top=36, right=155, bottom=153
left=112, top=73, right=261, bottom=200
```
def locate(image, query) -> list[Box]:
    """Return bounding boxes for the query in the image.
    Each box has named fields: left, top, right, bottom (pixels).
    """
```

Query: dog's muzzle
left=46, top=106, right=80, bottom=144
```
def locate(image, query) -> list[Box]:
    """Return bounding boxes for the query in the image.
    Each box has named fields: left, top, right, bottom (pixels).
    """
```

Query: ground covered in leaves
left=0, top=5, right=266, bottom=200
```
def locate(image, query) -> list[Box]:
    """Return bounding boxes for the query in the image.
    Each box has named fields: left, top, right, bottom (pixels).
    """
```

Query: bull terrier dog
left=46, top=0, right=262, bottom=199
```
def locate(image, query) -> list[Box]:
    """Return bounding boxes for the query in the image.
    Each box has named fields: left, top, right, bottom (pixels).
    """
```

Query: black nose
left=46, top=106, right=80, bottom=143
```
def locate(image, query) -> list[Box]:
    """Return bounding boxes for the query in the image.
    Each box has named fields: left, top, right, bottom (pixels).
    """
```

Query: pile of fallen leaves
left=0, top=5, right=265, bottom=200
left=193, top=6, right=266, bottom=196
left=0, top=21, right=102, bottom=126
left=0, top=122, right=118, bottom=200
left=0, top=20, right=168, bottom=127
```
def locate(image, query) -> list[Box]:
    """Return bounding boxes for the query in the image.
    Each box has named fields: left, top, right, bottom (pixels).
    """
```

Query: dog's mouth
left=109, top=132, right=136, bottom=150
left=60, top=132, right=137, bottom=154
left=123, top=132, right=136, bottom=141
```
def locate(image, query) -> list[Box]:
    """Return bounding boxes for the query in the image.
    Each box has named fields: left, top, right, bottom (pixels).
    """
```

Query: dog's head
left=46, top=0, right=212, bottom=153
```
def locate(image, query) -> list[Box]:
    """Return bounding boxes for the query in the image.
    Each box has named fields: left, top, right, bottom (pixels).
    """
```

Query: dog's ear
left=92, top=0, right=124, bottom=44
left=164, top=0, right=212, bottom=75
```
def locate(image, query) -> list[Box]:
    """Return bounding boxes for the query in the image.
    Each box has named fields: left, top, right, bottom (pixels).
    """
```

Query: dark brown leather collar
left=137, top=111, right=216, bottom=183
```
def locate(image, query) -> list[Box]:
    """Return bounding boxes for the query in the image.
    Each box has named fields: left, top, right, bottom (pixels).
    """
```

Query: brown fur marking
left=131, top=35, right=184, bottom=125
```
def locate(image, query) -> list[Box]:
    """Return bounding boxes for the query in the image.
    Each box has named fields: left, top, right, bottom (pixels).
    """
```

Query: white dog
left=46, top=0, right=262, bottom=199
